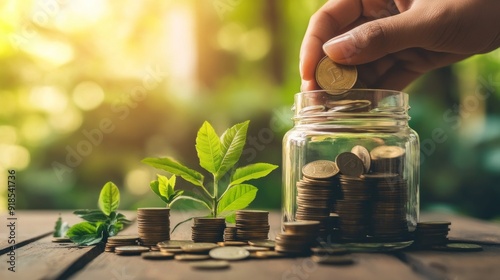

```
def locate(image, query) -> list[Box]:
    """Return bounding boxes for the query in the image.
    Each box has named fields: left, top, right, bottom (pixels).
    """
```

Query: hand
left=300, top=0, right=500, bottom=91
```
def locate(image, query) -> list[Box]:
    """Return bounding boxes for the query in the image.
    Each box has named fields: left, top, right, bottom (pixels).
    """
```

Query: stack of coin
left=105, top=235, right=139, bottom=252
left=370, top=173, right=409, bottom=241
left=275, top=221, right=320, bottom=255
left=224, top=226, right=237, bottom=241
left=235, top=210, right=269, bottom=241
left=336, top=175, right=371, bottom=240
left=137, top=207, right=170, bottom=246
left=191, top=217, right=225, bottom=243
left=370, top=145, right=405, bottom=175
left=413, top=221, right=451, bottom=248
left=296, top=160, right=340, bottom=237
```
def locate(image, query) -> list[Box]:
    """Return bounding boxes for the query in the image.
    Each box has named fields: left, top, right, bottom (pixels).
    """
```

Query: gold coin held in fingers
left=315, top=56, right=357, bottom=91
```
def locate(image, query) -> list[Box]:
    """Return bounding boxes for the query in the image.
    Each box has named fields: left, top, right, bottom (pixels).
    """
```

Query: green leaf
left=149, top=180, right=168, bottom=203
left=53, top=216, right=69, bottom=237
left=217, top=184, right=257, bottom=215
left=224, top=213, right=236, bottom=223
left=157, top=174, right=170, bottom=199
left=196, top=121, right=222, bottom=174
left=217, top=121, right=249, bottom=179
left=67, top=222, right=104, bottom=246
left=98, top=182, right=120, bottom=216
left=142, top=157, right=204, bottom=187
left=230, top=163, right=278, bottom=186
left=116, top=213, right=132, bottom=224
left=73, top=209, right=108, bottom=222
left=168, top=175, right=177, bottom=197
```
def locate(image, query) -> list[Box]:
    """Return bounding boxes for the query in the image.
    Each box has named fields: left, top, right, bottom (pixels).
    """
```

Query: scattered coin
left=253, top=251, right=287, bottom=259
left=181, top=243, right=218, bottom=253
left=312, top=255, right=354, bottom=265
left=242, top=246, right=270, bottom=252
left=248, top=240, right=276, bottom=248
left=209, top=247, right=250, bottom=261
left=190, top=260, right=230, bottom=270
left=311, top=246, right=350, bottom=255
left=141, top=251, right=174, bottom=260
left=114, top=245, right=150, bottom=255
left=160, top=248, right=184, bottom=254
left=315, top=56, right=358, bottom=91
left=175, top=254, right=211, bottom=261
left=158, top=240, right=194, bottom=249
left=217, top=241, right=248, bottom=247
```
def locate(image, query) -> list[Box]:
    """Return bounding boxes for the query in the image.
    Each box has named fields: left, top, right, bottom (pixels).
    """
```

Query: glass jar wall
left=282, top=89, right=419, bottom=250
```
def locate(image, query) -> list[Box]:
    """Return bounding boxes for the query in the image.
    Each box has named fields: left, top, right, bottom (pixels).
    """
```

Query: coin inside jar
left=336, top=152, right=365, bottom=177
left=351, top=145, right=371, bottom=172
left=302, top=160, right=339, bottom=180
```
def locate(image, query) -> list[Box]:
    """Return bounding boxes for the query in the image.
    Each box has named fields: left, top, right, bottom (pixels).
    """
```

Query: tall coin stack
left=275, top=221, right=320, bottom=255
left=235, top=210, right=269, bottom=241
left=296, top=160, right=340, bottom=238
left=224, top=226, right=237, bottom=241
left=137, top=207, right=170, bottom=246
left=191, top=217, right=225, bottom=243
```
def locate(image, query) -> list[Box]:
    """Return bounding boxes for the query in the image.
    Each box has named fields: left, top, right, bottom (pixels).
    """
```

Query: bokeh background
left=1, top=0, right=499, bottom=220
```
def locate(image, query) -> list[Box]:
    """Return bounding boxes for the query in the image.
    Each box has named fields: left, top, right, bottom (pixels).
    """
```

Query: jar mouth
left=293, top=89, right=410, bottom=122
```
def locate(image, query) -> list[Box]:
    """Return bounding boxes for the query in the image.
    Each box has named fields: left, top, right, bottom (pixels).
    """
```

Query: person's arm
left=300, top=0, right=500, bottom=91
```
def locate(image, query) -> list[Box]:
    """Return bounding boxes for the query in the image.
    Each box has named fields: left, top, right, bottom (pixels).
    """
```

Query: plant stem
left=212, top=175, right=218, bottom=217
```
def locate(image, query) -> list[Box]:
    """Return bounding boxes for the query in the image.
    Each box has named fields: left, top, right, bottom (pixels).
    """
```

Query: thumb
left=323, top=12, right=424, bottom=64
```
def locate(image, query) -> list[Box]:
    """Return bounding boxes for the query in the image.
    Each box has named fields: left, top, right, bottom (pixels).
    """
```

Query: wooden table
left=1, top=211, right=500, bottom=280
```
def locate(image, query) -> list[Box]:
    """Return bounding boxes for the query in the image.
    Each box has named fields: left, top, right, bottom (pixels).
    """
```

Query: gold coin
left=302, top=160, right=339, bottom=179
left=141, top=251, right=174, bottom=260
left=174, top=254, right=210, bottom=261
left=351, top=145, right=371, bottom=172
left=190, top=260, right=230, bottom=269
left=315, top=56, right=357, bottom=91
left=181, top=243, right=218, bottom=253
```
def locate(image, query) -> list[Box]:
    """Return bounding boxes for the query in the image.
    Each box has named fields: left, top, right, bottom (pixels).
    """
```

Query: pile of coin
left=294, top=144, right=411, bottom=242
left=191, top=217, right=225, bottom=243
left=137, top=208, right=170, bottom=246
left=105, top=235, right=139, bottom=252
left=235, top=210, right=270, bottom=241
left=224, top=226, right=237, bottom=241
left=370, top=146, right=405, bottom=175
left=413, top=221, right=450, bottom=248
left=295, top=160, right=340, bottom=238
left=275, top=221, right=320, bottom=255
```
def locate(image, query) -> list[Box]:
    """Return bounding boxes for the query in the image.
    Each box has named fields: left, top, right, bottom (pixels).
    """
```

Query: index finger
left=300, top=0, right=363, bottom=82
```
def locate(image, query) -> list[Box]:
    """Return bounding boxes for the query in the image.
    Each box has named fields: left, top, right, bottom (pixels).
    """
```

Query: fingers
left=300, top=0, right=364, bottom=90
left=323, top=11, right=425, bottom=65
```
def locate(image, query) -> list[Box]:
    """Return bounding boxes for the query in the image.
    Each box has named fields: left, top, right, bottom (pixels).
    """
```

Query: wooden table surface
left=1, top=211, right=500, bottom=280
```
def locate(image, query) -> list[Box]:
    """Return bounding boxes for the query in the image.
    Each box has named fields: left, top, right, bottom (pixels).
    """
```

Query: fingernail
left=299, top=59, right=303, bottom=77
left=323, top=33, right=355, bottom=60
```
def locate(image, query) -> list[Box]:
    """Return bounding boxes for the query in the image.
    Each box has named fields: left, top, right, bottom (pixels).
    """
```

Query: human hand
left=300, top=0, right=500, bottom=91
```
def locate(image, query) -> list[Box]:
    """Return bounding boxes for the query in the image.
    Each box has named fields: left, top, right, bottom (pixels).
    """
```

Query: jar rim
left=293, top=89, right=410, bottom=122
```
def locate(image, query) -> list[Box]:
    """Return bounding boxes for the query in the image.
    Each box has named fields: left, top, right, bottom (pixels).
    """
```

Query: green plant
left=66, top=182, right=131, bottom=245
left=142, top=120, right=278, bottom=222
left=53, top=215, right=69, bottom=237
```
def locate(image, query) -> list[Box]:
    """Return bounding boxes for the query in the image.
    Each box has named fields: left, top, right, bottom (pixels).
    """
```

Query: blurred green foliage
left=0, top=0, right=499, bottom=220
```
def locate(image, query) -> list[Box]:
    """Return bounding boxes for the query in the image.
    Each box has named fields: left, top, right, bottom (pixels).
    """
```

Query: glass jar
left=282, top=89, right=419, bottom=250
